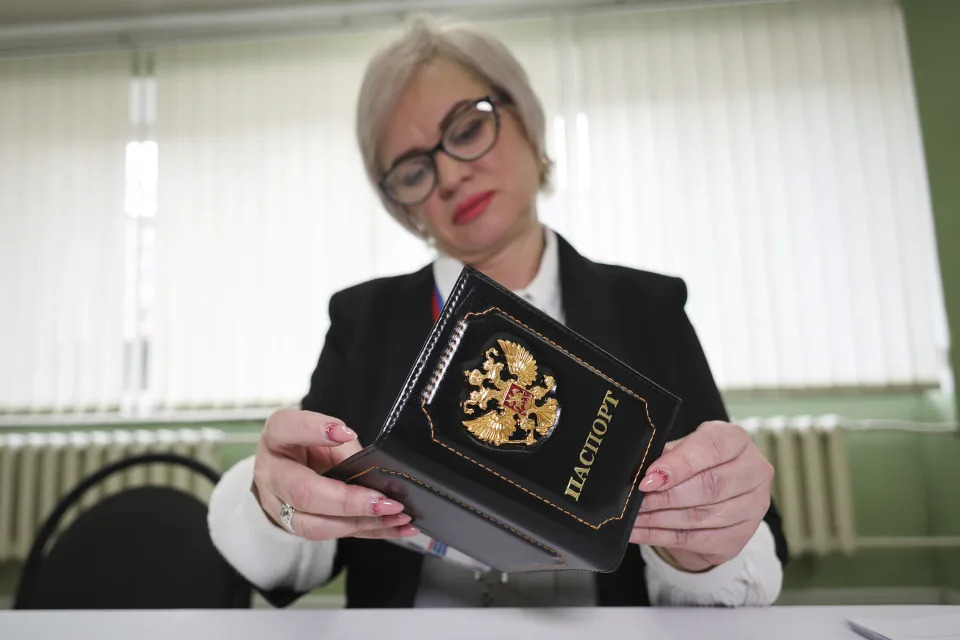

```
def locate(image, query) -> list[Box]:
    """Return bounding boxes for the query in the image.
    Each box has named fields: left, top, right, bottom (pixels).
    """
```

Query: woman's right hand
left=252, top=408, right=419, bottom=541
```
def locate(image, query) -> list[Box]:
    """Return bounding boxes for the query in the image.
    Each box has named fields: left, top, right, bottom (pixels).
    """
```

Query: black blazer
left=278, top=234, right=787, bottom=608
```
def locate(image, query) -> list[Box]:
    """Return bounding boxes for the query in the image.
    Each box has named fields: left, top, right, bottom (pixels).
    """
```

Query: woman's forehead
left=406, top=57, right=488, bottom=97
left=380, top=59, right=490, bottom=164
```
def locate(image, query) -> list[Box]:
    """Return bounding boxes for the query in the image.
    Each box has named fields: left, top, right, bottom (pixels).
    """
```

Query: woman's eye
left=451, top=118, right=484, bottom=145
left=399, top=165, right=428, bottom=187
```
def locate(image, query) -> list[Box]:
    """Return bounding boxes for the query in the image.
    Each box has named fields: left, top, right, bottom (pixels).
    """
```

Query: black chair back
left=14, top=452, right=251, bottom=609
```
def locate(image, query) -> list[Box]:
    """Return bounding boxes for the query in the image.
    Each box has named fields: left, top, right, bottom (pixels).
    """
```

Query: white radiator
left=0, top=428, right=223, bottom=563
left=741, top=415, right=857, bottom=556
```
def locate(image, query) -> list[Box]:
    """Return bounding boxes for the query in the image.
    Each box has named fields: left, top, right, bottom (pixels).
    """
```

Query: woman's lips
left=453, top=190, right=496, bottom=225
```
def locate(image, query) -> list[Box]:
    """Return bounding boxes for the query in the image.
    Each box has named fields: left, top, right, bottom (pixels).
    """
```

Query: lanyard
left=431, top=284, right=443, bottom=323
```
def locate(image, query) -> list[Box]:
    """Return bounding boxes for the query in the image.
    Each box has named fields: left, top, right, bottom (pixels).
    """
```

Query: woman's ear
left=539, top=154, right=553, bottom=188
left=408, top=211, right=432, bottom=242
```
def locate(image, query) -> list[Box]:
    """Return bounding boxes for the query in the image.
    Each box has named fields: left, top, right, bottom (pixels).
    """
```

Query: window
left=0, top=0, right=948, bottom=416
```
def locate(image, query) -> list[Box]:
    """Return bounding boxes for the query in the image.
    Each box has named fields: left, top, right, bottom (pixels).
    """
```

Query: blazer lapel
left=390, top=263, right=436, bottom=356
left=368, top=264, right=436, bottom=430
left=555, top=233, right=631, bottom=364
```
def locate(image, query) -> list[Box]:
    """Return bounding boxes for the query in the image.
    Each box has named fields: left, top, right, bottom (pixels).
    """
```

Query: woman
left=208, top=17, right=788, bottom=608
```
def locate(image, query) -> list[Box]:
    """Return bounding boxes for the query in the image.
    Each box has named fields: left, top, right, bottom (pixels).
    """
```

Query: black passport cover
left=327, top=266, right=682, bottom=572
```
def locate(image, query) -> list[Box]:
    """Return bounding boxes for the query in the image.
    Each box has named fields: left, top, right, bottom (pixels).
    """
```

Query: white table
left=1, top=606, right=958, bottom=639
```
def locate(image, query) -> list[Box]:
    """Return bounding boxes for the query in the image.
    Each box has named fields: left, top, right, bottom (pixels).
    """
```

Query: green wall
left=727, top=389, right=959, bottom=597
left=779, top=427, right=960, bottom=597
left=901, top=0, right=960, bottom=422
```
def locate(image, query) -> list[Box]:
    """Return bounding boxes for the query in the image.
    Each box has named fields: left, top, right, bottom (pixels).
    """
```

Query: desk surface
left=1, top=605, right=958, bottom=639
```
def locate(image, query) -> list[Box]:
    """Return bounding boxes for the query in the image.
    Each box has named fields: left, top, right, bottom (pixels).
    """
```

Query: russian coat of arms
left=460, top=339, right=560, bottom=447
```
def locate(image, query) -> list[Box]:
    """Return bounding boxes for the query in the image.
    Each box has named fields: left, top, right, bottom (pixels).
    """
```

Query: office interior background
left=0, top=0, right=957, bottom=606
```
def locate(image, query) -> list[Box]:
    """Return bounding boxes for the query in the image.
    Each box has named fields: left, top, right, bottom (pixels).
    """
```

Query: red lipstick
left=453, top=190, right=495, bottom=225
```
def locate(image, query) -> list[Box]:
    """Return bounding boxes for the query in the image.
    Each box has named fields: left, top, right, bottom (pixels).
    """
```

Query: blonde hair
left=356, top=16, right=551, bottom=237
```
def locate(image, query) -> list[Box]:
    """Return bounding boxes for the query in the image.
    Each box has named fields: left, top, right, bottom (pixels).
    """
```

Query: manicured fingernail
left=399, top=525, right=419, bottom=536
left=326, top=423, right=356, bottom=441
left=640, top=469, right=668, bottom=491
left=370, top=497, right=400, bottom=516
left=379, top=513, right=412, bottom=526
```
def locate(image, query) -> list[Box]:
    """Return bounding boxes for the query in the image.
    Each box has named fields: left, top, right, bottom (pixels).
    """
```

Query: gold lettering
left=598, top=391, right=619, bottom=421
left=598, top=404, right=613, bottom=422
left=583, top=432, right=602, bottom=454
left=603, top=390, right=620, bottom=407
left=564, top=389, right=621, bottom=502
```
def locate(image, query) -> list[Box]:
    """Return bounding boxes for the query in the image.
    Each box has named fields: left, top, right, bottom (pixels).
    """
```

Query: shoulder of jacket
left=328, top=268, right=427, bottom=311
left=589, top=262, right=688, bottom=309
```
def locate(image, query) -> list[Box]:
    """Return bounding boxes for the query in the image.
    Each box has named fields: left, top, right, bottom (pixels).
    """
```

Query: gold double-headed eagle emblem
left=461, top=339, right=560, bottom=446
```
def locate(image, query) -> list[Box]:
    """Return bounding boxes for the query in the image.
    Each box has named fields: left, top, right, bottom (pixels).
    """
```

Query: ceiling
left=0, top=0, right=349, bottom=26
left=0, top=0, right=805, bottom=56
left=0, top=0, right=614, bottom=56
left=0, top=0, right=813, bottom=26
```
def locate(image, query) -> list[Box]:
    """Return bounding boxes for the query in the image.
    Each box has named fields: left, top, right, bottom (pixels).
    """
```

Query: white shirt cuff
left=640, top=521, right=783, bottom=606
left=207, top=455, right=337, bottom=593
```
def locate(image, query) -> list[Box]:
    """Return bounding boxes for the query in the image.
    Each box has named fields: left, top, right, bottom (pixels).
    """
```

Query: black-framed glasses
left=380, top=95, right=503, bottom=206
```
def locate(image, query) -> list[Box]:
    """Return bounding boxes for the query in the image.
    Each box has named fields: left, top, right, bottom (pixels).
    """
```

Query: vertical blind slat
left=0, top=53, right=128, bottom=413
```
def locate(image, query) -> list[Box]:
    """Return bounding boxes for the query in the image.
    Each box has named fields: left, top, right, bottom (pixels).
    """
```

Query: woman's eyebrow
left=437, top=99, right=473, bottom=133
left=385, top=98, right=475, bottom=170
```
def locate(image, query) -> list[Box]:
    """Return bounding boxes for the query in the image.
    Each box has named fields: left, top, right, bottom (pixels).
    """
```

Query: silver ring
left=279, top=502, right=296, bottom=534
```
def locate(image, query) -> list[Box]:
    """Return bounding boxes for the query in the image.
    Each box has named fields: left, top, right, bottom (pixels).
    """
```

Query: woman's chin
left=442, top=218, right=517, bottom=260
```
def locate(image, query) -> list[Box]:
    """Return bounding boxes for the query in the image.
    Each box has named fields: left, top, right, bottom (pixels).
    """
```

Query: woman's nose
left=435, top=152, right=472, bottom=198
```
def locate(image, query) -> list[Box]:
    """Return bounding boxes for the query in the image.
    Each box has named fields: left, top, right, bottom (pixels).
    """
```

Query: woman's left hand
left=630, top=421, right=774, bottom=572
